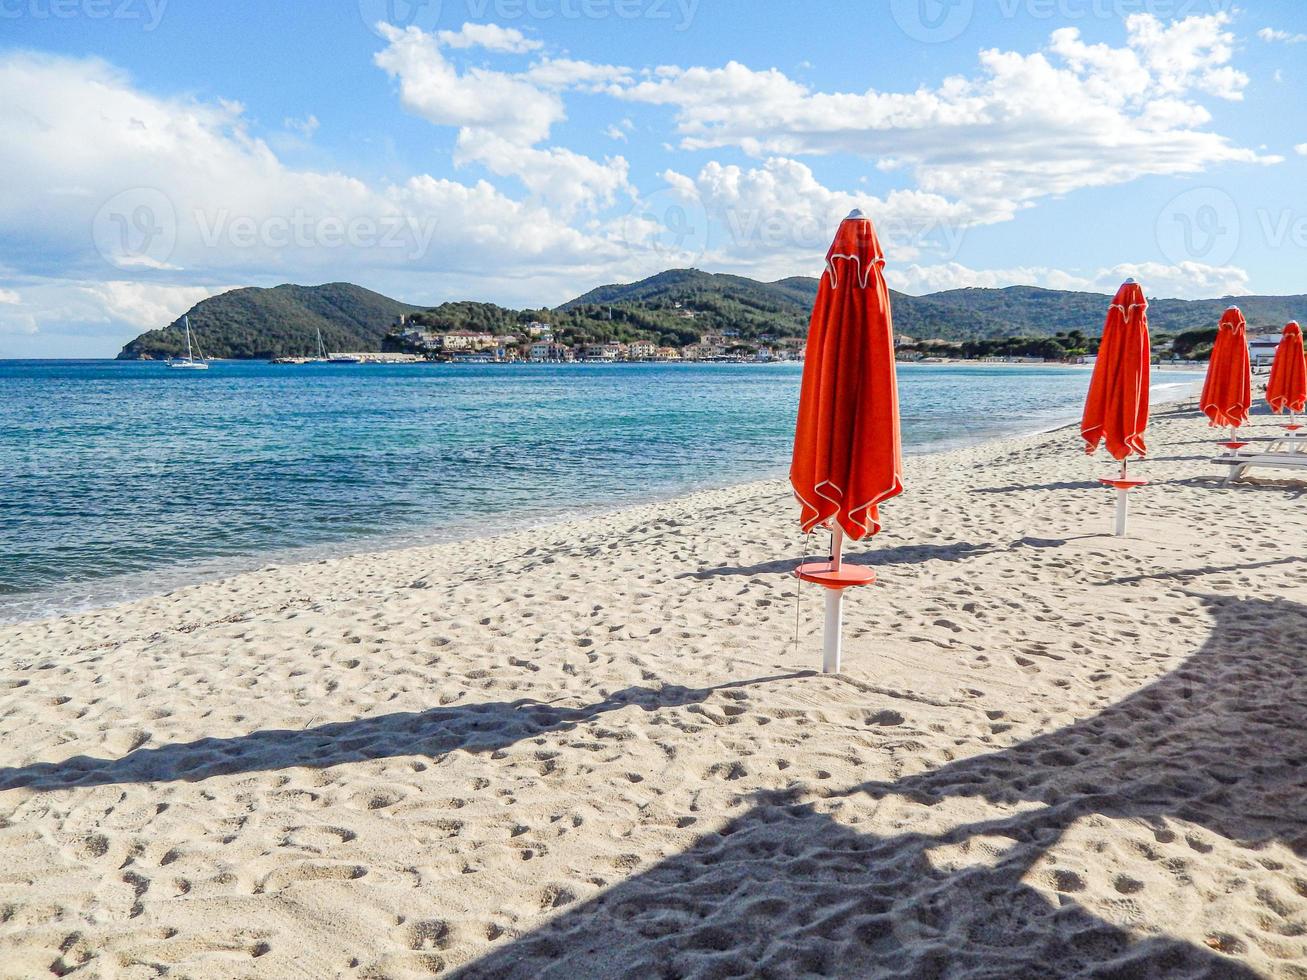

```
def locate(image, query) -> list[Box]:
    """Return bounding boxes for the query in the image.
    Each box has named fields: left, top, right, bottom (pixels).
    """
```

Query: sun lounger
left=1210, top=451, right=1307, bottom=483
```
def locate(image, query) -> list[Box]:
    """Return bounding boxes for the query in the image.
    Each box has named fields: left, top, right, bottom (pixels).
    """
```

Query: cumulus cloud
left=0, top=14, right=1282, bottom=354
left=888, top=260, right=1250, bottom=301
left=374, top=25, right=563, bottom=144
left=374, top=28, right=637, bottom=217
left=615, top=13, right=1269, bottom=224
left=435, top=23, right=542, bottom=53
left=282, top=114, right=320, bottom=139
left=1296, top=144, right=1307, bottom=156
left=889, top=263, right=1094, bottom=296
left=1091, top=261, right=1250, bottom=299
left=1258, top=27, right=1307, bottom=44
left=661, top=157, right=979, bottom=275
left=0, top=49, right=643, bottom=352
left=454, top=130, right=632, bottom=218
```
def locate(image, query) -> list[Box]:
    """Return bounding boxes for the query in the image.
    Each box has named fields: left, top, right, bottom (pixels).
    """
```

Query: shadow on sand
left=454, top=594, right=1307, bottom=978
left=679, top=542, right=1002, bottom=580
left=0, top=673, right=808, bottom=792
left=969, top=480, right=1102, bottom=494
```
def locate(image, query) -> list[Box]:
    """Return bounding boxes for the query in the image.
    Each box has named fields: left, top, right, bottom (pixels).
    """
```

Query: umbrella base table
left=794, top=561, right=875, bottom=675
left=794, top=562, right=877, bottom=589
left=1097, top=478, right=1148, bottom=537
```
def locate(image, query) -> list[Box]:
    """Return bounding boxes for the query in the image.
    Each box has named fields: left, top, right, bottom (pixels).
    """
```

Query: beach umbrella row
left=786, top=212, right=1303, bottom=674
left=1266, top=322, right=1306, bottom=438
left=1199, top=313, right=1306, bottom=451
left=1081, top=280, right=1151, bottom=536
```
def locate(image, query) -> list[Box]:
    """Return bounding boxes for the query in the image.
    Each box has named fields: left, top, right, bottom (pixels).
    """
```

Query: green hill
left=557, top=269, right=1005, bottom=344
left=116, top=283, right=421, bottom=360
left=117, top=272, right=1306, bottom=360
left=924, top=285, right=1307, bottom=337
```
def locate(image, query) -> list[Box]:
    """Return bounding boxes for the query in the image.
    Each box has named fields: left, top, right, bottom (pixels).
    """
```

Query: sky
left=1, top=0, right=1306, bottom=357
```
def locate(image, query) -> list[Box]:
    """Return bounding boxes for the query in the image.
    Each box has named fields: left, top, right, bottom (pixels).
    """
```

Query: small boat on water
left=166, top=316, right=208, bottom=370
left=272, top=326, right=330, bottom=365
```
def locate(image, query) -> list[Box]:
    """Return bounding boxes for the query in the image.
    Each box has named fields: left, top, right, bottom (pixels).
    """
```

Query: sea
left=0, top=360, right=1205, bottom=623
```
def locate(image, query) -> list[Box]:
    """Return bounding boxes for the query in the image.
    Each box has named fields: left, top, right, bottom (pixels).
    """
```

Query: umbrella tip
left=1122, top=277, right=1137, bottom=285
left=845, top=208, right=866, bottom=220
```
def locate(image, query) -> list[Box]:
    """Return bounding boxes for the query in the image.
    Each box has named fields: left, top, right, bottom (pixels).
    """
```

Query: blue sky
left=2, top=0, right=1306, bottom=355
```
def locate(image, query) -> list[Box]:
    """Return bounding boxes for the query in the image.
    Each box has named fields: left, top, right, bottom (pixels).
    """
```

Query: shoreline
left=0, top=377, right=1207, bottom=627
left=2, top=404, right=1304, bottom=976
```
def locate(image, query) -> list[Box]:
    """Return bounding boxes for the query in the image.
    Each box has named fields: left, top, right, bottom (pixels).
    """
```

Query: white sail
left=167, top=315, right=209, bottom=370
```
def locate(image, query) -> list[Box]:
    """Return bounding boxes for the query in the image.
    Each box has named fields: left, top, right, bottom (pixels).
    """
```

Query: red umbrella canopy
left=790, top=210, right=903, bottom=541
left=1200, top=307, right=1252, bottom=428
left=1081, top=280, right=1150, bottom=461
left=1266, top=321, right=1307, bottom=415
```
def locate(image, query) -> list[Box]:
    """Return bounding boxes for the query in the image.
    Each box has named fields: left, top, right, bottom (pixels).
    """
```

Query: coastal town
left=387, top=313, right=810, bottom=363
left=382, top=313, right=1281, bottom=368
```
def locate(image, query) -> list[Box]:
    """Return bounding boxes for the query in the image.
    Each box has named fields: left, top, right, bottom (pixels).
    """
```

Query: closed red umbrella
left=1266, top=321, right=1306, bottom=419
left=1081, top=279, right=1150, bottom=535
left=791, top=209, right=903, bottom=673
left=1082, top=279, right=1150, bottom=461
left=1200, top=307, right=1252, bottom=439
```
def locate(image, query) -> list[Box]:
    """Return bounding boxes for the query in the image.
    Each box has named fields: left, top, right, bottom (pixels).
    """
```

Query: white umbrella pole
left=823, top=526, right=844, bottom=674
left=1114, top=460, right=1129, bottom=538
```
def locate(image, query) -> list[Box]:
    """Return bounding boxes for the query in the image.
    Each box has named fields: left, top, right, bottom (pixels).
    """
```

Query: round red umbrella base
left=1098, top=477, right=1149, bottom=490
left=794, top=562, right=876, bottom=590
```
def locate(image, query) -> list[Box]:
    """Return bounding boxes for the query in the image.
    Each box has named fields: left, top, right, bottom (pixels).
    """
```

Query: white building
left=626, top=340, right=657, bottom=360
left=1250, top=334, right=1283, bottom=368
left=529, top=341, right=572, bottom=362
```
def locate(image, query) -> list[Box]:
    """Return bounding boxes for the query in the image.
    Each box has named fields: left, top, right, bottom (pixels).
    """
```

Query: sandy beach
left=2, top=404, right=1305, bottom=978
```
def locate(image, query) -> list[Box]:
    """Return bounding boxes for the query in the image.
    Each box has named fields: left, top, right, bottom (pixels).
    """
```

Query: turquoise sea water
left=0, top=360, right=1204, bottom=622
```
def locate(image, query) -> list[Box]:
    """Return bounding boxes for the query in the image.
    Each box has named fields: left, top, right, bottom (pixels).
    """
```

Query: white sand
left=1, top=405, right=1305, bottom=978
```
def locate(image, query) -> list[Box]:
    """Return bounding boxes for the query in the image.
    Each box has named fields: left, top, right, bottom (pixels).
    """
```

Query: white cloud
left=1296, top=144, right=1307, bottom=156
left=282, top=114, right=320, bottom=138
left=374, top=25, right=563, bottom=144
left=0, top=50, right=650, bottom=354
left=374, top=28, right=636, bottom=217
left=435, top=23, right=542, bottom=53
left=889, top=263, right=1093, bottom=295
left=605, top=124, right=628, bottom=142
left=615, top=14, right=1268, bottom=223
left=523, top=58, right=631, bottom=90
left=888, top=260, right=1250, bottom=300
left=0, top=288, right=19, bottom=304
left=454, top=130, right=632, bottom=217
left=0, top=280, right=224, bottom=340
left=1258, top=27, right=1307, bottom=44
left=662, top=157, right=979, bottom=276
left=1093, top=261, right=1250, bottom=299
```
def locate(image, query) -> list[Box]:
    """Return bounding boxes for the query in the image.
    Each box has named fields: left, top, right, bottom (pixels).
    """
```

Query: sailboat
left=308, top=325, right=328, bottom=363
left=272, top=326, right=329, bottom=365
left=166, top=315, right=208, bottom=370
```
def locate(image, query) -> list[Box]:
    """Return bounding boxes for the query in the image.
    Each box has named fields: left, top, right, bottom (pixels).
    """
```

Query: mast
left=184, top=316, right=193, bottom=362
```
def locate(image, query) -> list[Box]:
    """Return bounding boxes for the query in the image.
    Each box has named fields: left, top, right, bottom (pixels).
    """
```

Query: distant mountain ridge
left=116, top=283, right=421, bottom=360
left=117, top=272, right=1306, bottom=360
